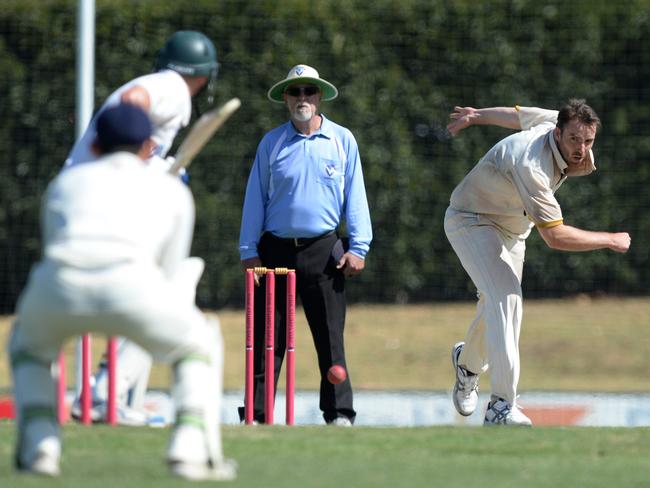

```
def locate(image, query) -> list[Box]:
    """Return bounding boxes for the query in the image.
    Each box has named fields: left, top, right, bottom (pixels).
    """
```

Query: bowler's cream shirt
left=449, top=106, right=596, bottom=238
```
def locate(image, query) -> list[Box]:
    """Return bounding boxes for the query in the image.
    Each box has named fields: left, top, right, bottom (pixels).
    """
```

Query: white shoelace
left=458, top=368, right=479, bottom=394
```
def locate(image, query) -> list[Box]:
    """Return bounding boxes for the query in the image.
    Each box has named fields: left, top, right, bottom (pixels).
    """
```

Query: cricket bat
left=168, top=97, right=241, bottom=176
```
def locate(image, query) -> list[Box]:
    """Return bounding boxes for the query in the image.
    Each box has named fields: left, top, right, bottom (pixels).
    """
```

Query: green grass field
left=1, top=298, right=649, bottom=485
left=0, top=423, right=649, bottom=487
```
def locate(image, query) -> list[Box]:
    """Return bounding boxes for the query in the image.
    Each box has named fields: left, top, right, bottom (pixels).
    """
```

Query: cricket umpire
left=445, top=100, right=631, bottom=426
left=9, top=103, right=235, bottom=480
left=238, top=64, right=372, bottom=425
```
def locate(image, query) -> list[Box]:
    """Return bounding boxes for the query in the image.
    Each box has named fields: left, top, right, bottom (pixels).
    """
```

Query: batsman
left=64, top=30, right=220, bottom=424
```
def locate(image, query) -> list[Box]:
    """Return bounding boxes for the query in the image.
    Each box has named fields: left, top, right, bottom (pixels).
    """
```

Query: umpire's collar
left=288, top=114, right=334, bottom=140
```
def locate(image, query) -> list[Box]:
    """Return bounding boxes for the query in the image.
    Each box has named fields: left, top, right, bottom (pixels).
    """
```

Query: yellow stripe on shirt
left=535, top=219, right=563, bottom=229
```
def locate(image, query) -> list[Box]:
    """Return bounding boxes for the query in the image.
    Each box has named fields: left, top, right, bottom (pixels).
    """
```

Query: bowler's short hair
left=556, top=99, right=601, bottom=132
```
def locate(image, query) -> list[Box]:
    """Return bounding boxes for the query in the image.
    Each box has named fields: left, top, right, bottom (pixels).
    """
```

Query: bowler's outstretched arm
left=447, top=106, right=521, bottom=136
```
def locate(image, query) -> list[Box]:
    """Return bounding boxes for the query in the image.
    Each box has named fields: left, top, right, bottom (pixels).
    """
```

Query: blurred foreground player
left=9, top=104, right=236, bottom=480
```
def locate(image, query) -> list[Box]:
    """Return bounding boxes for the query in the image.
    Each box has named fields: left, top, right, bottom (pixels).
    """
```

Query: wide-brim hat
left=267, top=64, right=338, bottom=103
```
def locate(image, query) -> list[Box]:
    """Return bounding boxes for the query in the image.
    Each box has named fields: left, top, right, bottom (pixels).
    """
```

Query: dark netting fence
left=1, top=0, right=648, bottom=312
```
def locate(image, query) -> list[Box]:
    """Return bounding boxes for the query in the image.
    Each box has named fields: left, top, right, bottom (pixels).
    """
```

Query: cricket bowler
left=445, top=99, right=631, bottom=426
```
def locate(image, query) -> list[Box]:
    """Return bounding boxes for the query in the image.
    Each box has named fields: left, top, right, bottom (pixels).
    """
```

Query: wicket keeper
left=9, top=103, right=235, bottom=479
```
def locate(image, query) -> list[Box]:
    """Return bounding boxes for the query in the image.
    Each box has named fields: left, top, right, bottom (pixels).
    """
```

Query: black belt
left=266, top=230, right=336, bottom=247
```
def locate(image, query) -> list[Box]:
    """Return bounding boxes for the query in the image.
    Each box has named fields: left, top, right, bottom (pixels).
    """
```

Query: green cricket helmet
left=155, top=30, right=219, bottom=102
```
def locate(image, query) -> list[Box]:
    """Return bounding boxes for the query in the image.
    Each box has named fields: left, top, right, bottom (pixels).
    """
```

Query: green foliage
left=0, top=0, right=648, bottom=311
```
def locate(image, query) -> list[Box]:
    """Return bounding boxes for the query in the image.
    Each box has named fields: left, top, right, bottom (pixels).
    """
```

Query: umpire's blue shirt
left=239, top=114, right=372, bottom=260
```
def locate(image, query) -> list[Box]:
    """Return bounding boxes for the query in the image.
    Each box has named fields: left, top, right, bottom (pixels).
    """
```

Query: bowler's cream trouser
left=444, top=207, right=526, bottom=404
left=9, top=258, right=224, bottom=467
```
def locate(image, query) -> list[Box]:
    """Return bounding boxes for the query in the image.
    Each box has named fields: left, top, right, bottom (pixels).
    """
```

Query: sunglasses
left=285, top=85, right=320, bottom=97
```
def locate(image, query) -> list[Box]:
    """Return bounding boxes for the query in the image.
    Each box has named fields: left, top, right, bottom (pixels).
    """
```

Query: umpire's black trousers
left=241, top=231, right=355, bottom=424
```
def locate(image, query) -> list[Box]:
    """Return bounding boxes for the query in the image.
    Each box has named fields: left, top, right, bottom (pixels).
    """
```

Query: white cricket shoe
left=70, top=399, right=103, bottom=423
left=240, top=419, right=260, bottom=425
left=327, top=416, right=352, bottom=427
left=167, top=425, right=238, bottom=481
left=71, top=400, right=162, bottom=426
left=111, top=405, right=156, bottom=426
left=16, top=434, right=61, bottom=477
left=483, top=397, right=532, bottom=426
left=18, top=451, right=61, bottom=477
left=169, top=458, right=238, bottom=481
left=21, top=451, right=60, bottom=477
left=451, top=342, right=479, bottom=416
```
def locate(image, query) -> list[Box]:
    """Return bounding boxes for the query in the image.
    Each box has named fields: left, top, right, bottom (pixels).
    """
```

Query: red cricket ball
left=327, top=364, right=347, bottom=385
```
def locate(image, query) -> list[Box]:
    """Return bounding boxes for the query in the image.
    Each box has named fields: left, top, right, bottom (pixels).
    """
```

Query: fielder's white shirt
left=64, top=70, right=192, bottom=171
left=449, top=106, right=596, bottom=238
left=44, top=151, right=195, bottom=278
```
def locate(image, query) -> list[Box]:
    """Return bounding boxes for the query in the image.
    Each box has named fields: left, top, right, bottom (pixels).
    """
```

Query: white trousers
left=89, top=257, right=205, bottom=410
left=9, top=259, right=225, bottom=466
left=444, top=207, right=526, bottom=404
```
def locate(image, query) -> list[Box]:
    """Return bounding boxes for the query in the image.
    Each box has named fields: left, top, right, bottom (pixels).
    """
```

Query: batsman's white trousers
left=9, top=259, right=225, bottom=466
left=444, top=207, right=526, bottom=404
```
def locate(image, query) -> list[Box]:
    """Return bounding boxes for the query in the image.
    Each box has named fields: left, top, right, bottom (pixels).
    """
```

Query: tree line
left=0, top=0, right=647, bottom=312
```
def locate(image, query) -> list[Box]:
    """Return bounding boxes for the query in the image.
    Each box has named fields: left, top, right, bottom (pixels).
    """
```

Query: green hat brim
left=267, top=77, right=338, bottom=103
